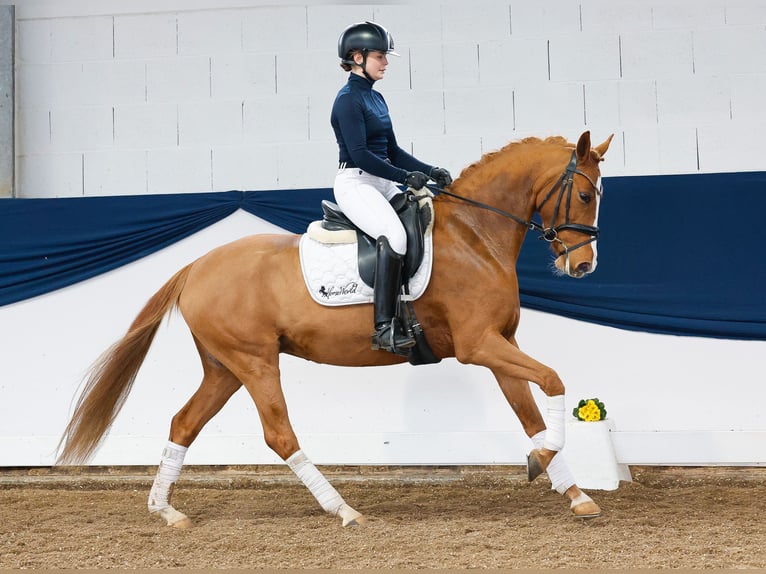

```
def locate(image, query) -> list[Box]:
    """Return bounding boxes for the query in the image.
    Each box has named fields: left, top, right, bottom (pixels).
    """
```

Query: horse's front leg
left=494, top=370, right=601, bottom=518
left=456, top=331, right=567, bottom=475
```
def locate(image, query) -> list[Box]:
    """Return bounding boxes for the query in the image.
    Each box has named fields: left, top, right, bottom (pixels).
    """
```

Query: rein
left=426, top=150, right=601, bottom=258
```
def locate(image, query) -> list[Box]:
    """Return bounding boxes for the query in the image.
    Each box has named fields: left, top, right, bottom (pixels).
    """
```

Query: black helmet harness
left=338, top=21, right=399, bottom=82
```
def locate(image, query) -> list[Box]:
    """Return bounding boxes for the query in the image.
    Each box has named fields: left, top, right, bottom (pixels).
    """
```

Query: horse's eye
left=579, top=192, right=592, bottom=204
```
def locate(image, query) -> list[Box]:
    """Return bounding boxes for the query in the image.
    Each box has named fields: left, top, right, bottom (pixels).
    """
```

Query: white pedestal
left=563, top=419, right=632, bottom=490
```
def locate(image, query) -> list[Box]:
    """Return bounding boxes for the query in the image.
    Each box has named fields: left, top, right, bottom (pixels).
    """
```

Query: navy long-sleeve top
left=331, top=73, right=432, bottom=184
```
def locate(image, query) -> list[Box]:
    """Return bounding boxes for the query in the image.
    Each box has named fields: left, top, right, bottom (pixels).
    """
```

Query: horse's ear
left=576, top=131, right=591, bottom=162
left=594, top=134, right=615, bottom=160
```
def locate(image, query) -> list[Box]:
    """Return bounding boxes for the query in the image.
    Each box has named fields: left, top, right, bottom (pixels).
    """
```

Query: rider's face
left=354, top=51, right=388, bottom=81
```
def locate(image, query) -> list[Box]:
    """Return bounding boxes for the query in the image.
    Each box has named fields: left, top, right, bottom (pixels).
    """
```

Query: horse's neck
left=440, top=152, right=540, bottom=264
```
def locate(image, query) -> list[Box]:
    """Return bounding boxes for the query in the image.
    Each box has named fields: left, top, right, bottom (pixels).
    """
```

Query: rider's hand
left=430, top=166, right=453, bottom=188
left=404, top=171, right=429, bottom=190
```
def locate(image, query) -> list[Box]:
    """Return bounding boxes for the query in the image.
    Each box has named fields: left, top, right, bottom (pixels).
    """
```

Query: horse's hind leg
left=495, top=373, right=601, bottom=518
left=149, top=343, right=242, bottom=528
left=231, top=348, right=365, bottom=527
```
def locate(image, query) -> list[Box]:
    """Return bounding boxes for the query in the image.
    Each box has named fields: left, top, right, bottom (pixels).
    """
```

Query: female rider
left=331, top=21, right=452, bottom=354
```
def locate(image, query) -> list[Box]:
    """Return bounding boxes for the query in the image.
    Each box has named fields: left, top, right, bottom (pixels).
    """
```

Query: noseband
left=427, top=149, right=601, bottom=260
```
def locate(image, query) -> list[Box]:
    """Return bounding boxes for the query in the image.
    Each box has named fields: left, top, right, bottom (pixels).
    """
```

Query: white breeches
left=333, top=168, right=407, bottom=255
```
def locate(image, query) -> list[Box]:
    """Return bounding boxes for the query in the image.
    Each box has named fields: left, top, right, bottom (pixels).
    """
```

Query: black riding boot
left=371, top=237, right=416, bottom=353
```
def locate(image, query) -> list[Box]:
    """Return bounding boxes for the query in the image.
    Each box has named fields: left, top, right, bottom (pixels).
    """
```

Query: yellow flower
left=577, top=399, right=603, bottom=421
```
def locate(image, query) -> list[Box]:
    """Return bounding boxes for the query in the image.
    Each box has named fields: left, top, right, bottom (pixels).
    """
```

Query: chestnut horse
left=58, top=131, right=613, bottom=528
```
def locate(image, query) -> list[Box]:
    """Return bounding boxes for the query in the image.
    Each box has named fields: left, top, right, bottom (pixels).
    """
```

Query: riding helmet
left=337, top=21, right=399, bottom=63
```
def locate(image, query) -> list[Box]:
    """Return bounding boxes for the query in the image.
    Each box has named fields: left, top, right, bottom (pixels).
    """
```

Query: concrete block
left=306, top=5, right=375, bottom=51
left=693, top=27, right=766, bottom=76
left=276, top=140, right=336, bottom=189
left=78, top=61, right=147, bottom=105
left=114, top=103, right=177, bottom=149
left=622, top=126, right=698, bottom=176
left=114, top=13, right=177, bottom=59
left=243, top=6, right=308, bottom=53
left=725, top=1, right=766, bottom=25
left=509, top=1, right=582, bottom=38
left=444, top=87, right=515, bottom=137
left=146, top=57, right=210, bottom=103
left=410, top=44, right=444, bottom=91
left=656, top=77, right=731, bottom=127
left=50, top=106, right=113, bottom=152
left=651, top=1, right=726, bottom=29
left=243, top=95, right=308, bottom=143
left=308, top=93, right=336, bottom=143
left=211, top=144, right=279, bottom=191
left=178, top=100, right=243, bottom=146
left=372, top=5, right=443, bottom=47
left=443, top=43, right=479, bottom=89
left=585, top=80, right=658, bottom=128
left=16, top=19, right=52, bottom=62
left=84, top=149, right=147, bottom=196
left=698, top=121, right=766, bottom=173
left=514, top=82, right=586, bottom=132
left=620, top=30, right=694, bottom=80
left=48, top=16, right=114, bottom=62
left=441, top=3, right=511, bottom=43
left=580, top=1, right=652, bottom=33
left=15, top=62, right=81, bottom=107
left=178, top=9, right=242, bottom=56
left=730, top=74, right=766, bottom=122
left=147, top=147, right=212, bottom=194
left=211, top=53, right=276, bottom=99
left=411, top=135, right=483, bottom=180
left=16, top=107, right=51, bottom=155
left=549, top=34, right=621, bottom=81
left=479, top=38, right=549, bottom=87
left=276, top=49, right=340, bottom=96
left=17, top=153, right=83, bottom=198
left=383, top=90, right=445, bottom=138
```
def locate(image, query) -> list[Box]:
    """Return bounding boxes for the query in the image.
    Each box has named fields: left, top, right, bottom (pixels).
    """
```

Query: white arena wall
left=1, top=0, right=764, bottom=468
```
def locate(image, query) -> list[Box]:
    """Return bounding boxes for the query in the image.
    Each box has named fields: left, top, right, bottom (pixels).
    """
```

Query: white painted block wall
left=13, top=0, right=766, bottom=198
left=4, top=0, right=766, bottom=468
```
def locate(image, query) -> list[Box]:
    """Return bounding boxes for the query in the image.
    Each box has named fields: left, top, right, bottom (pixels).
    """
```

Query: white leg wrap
left=148, top=441, right=187, bottom=512
left=531, top=430, right=576, bottom=495
left=542, top=394, right=566, bottom=452
left=286, top=450, right=346, bottom=516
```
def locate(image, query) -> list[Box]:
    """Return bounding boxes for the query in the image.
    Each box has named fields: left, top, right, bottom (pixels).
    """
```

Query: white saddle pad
left=299, top=232, right=433, bottom=307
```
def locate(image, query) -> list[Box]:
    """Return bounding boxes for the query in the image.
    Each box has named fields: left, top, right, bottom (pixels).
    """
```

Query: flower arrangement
left=573, top=398, right=607, bottom=422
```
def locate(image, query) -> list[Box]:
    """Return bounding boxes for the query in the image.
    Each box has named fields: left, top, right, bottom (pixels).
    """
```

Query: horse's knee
left=539, top=367, right=564, bottom=396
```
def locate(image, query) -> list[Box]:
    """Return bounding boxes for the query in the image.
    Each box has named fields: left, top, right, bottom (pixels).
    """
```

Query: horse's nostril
left=576, top=261, right=592, bottom=275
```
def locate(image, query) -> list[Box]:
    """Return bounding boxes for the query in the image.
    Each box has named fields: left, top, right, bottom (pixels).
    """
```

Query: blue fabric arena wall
left=1, top=172, right=764, bottom=340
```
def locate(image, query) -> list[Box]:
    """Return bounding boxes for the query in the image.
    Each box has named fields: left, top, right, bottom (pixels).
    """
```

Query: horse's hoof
left=526, top=450, right=545, bottom=482
left=338, top=503, right=366, bottom=527
left=570, top=493, right=601, bottom=519
left=152, top=506, right=193, bottom=528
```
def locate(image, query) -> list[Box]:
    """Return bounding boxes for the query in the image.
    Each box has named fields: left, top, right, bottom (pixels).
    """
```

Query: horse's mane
left=457, top=136, right=576, bottom=181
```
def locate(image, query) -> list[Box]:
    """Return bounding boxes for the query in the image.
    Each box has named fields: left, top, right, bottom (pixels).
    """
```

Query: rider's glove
left=430, top=166, right=453, bottom=188
left=404, top=171, right=429, bottom=190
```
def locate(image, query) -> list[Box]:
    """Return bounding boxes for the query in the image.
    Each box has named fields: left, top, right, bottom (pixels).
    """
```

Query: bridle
left=426, top=150, right=602, bottom=269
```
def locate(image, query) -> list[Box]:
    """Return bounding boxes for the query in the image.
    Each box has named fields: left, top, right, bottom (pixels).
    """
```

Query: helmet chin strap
left=359, top=51, right=375, bottom=82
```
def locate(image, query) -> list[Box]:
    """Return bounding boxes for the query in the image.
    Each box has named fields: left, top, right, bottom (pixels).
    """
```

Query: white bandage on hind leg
left=148, top=441, right=187, bottom=512
left=286, top=450, right=345, bottom=516
left=542, top=394, right=566, bottom=452
left=531, top=430, right=576, bottom=495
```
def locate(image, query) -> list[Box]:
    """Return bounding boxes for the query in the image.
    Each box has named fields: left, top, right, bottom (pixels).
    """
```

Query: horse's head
left=535, top=131, right=613, bottom=279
